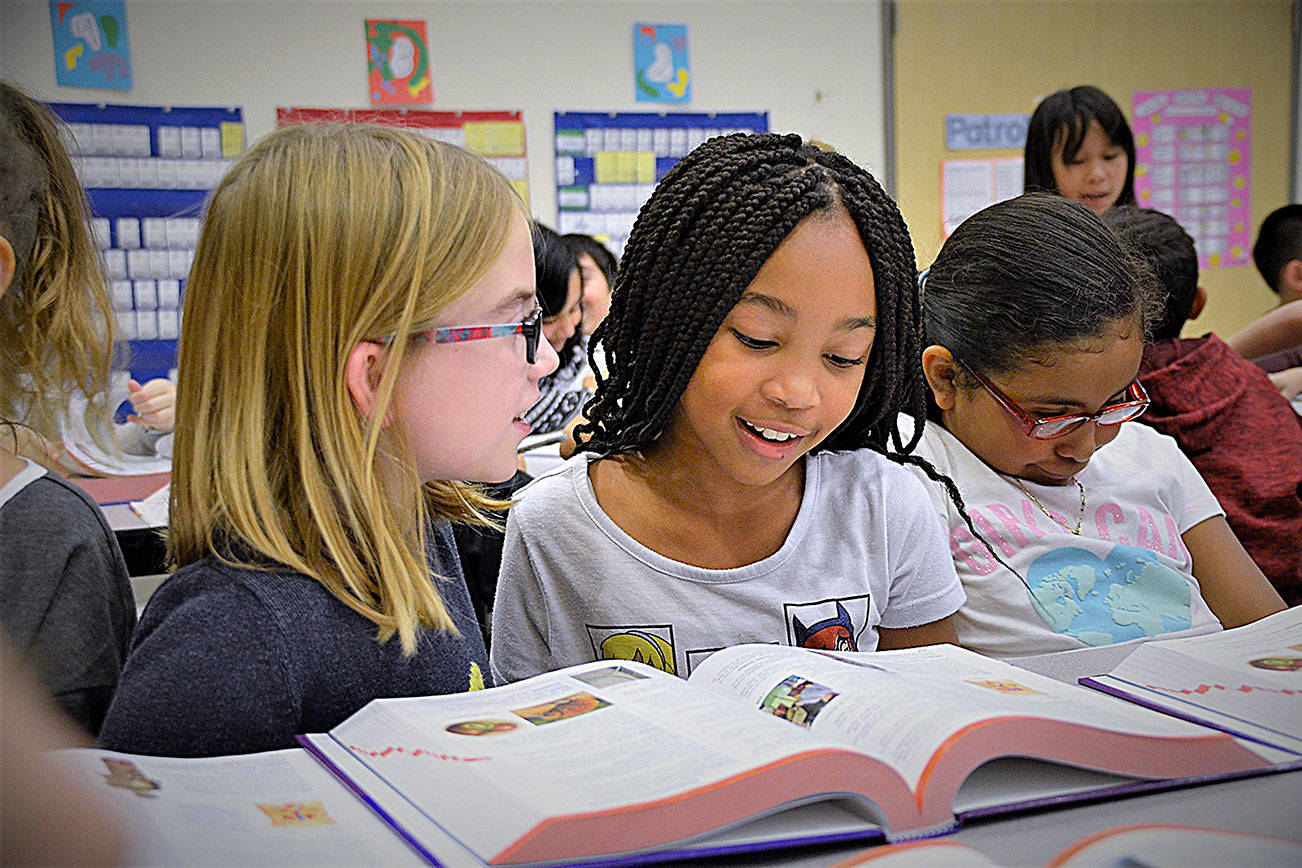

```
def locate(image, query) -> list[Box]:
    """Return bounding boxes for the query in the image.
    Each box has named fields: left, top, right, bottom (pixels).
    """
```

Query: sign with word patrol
left=945, top=114, right=1030, bottom=150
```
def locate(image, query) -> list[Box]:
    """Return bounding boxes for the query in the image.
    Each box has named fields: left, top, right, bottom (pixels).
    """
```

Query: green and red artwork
left=366, top=19, right=432, bottom=106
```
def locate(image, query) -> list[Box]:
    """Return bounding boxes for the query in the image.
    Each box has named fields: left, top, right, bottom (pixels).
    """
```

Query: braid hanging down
left=576, top=132, right=931, bottom=463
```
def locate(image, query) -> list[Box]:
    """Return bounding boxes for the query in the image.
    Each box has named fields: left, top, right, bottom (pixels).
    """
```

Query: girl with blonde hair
left=100, top=123, right=557, bottom=756
left=0, top=81, right=135, bottom=735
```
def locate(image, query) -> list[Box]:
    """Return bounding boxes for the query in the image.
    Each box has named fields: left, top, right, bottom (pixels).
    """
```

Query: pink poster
left=1132, top=88, right=1251, bottom=269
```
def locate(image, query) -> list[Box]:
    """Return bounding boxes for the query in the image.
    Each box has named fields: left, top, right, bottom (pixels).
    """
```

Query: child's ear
left=1281, top=259, right=1302, bottom=300
left=0, top=236, right=14, bottom=298
left=1188, top=285, right=1207, bottom=321
left=921, top=345, right=960, bottom=409
left=344, top=341, right=393, bottom=427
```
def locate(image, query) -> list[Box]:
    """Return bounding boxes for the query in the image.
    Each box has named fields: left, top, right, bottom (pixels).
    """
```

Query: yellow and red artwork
left=256, top=800, right=336, bottom=827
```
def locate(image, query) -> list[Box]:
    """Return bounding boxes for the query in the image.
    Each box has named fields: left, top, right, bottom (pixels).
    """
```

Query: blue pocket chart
left=48, top=101, right=245, bottom=383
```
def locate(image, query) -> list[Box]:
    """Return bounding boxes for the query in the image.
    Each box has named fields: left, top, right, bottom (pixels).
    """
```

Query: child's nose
left=535, top=338, right=560, bottom=378
left=760, top=365, right=818, bottom=410
left=1053, top=421, right=1102, bottom=463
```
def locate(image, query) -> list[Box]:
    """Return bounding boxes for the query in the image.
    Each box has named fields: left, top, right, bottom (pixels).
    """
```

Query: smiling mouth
left=739, top=418, right=804, bottom=444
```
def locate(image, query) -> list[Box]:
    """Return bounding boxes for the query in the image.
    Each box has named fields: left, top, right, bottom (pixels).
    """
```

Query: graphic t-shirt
left=491, top=449, right=965, bottom=683
left=903, top=416, right=1223, bottom=658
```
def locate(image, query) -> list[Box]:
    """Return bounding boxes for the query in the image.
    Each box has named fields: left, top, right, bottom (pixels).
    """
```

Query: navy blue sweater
left=99, top=522, right=489, bottom=757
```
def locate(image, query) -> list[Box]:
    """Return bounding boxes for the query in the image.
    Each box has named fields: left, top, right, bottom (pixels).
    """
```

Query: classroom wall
left=1294, top=0, right=1301, bottom=200
left=892, top=0, right=1296, bottom=339
left=0, top=0, right=888, bottom=225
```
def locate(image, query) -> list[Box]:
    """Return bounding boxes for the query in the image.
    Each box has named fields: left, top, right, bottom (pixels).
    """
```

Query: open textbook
left=54, top=643, right=1298, bottom=866
left=1081, top=605, right=1302, bottom=753
left=297, top=642, right=1294, bottom=865
left=827, top=823, right=1302, bottom=868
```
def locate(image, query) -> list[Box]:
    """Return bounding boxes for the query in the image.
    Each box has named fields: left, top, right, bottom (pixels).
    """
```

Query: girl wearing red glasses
left=907, top=193, right=1284, bottom=662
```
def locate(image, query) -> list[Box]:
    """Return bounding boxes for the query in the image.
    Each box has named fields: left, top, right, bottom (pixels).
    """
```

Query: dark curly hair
left=576, top=132, right=928, bottom=464
left=924, top=193, right=1159, bottom=382
left=1104, top=206, right=1198, bottom=342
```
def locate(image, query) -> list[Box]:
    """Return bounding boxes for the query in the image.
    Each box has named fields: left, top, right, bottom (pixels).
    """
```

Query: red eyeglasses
left=961, top=362, right=1150, bottom=440
left=374, top=304, right=543, bottom=364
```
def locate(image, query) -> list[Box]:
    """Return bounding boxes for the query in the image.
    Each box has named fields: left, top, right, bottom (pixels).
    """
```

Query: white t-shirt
left=903, top=415, right=1224, bottom=658
left=490, top=449, right=965, bottom=683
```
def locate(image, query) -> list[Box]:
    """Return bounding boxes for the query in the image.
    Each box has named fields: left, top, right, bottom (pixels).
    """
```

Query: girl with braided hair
left=490, top=133, right=964, bottom=683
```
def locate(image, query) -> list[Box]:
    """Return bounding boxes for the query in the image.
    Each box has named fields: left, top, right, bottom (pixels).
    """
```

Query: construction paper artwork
left=49, top=0, right=133, bottom=90
left=366, top=19, right=433, bottom=105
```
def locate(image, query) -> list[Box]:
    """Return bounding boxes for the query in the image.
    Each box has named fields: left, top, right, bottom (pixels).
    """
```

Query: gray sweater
left=98, top=521, right=490, bottom=757
left=0, top=464, right=135, bottom=735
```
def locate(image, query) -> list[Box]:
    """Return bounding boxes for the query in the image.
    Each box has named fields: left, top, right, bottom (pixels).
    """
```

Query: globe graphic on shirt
left=1024, top=544, right=1192, bottom=645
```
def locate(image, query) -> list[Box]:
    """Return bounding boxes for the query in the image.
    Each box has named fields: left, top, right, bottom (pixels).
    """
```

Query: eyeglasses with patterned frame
left=372, top=304, right=543, bottom=364
left=959, top=361, right=1150, bottom=440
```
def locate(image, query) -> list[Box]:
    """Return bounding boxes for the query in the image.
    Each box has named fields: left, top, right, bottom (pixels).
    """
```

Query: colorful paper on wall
left=634, top=23, right=690, bottom=103
left=1132, top=88, right=1252, bottom=269
left=277, top=107, right=528, bottom=205
left=48, top=0, right=133, bottom=90
left=365, top=19, right=433, bottom=105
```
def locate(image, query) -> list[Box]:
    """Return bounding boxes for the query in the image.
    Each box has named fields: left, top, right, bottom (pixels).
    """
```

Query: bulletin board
left=553, top=111, right=768, bottom=256
left=891, top=0, right=1293, bottom=338
left=276, top=107, right=529, bottom=205
left=1132, top=88, right=1253, bottom=269
left=47, top=101, right=245, bottom=385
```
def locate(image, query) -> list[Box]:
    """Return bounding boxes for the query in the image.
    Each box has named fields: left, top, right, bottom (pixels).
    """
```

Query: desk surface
left=65, top=471, right=169, bottom=507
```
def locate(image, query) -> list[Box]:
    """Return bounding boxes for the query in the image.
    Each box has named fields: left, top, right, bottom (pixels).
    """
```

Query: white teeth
left=744, top=420, right=799, bottom=442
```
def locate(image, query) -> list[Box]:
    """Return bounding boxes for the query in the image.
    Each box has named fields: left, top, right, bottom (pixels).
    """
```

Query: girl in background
left=492, top=133, right=963, bottom=684
left=1024, top=85, right=1136, bottom=215
left=525, top=224, right=592, bottom=436
left=563, top=232, right=617, bottom=337
left=0, top=81, right=134, bottom=735
left=909, top=193, right=1284, bottom=661
left=99, top=124, right=557, bottom=756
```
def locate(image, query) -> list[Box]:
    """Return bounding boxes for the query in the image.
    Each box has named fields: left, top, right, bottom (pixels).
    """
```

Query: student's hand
left=1267, top=366, right=1302, bottom=401
left=127, top=378, right=176, bottom=431
left=559, top=412, right=590, bottom=460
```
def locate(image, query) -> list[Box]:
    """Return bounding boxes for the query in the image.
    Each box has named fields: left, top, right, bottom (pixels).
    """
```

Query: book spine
left=295, top=735, right=444, bottom=866
left=882, top=818, right=959, bottom=844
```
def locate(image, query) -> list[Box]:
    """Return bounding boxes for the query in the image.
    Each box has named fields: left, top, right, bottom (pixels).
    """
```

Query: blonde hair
left=169, top=123, right=525, bottom=653
left=0, top=81, right=117, bottom=456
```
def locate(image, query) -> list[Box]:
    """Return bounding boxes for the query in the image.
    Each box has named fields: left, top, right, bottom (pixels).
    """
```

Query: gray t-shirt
left=0, top=459, right=135, bottom=734
left=491, top=449, right=964, bottom=683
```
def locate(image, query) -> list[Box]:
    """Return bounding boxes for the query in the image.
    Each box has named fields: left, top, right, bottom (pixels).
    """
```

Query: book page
left=688, top=643, right=1248, bottom=789
left=1109, top=606, right=1301, bottom=674
left=317, top=660, right=898, bottom=863
left=1082, top=607, right=1302, bottom=752
left=50, top=748, right=424, bottom=865
left=1046, top=822, right=1302, bottom=867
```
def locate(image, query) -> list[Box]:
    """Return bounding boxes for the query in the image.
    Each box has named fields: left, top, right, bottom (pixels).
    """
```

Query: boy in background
left=1106, top=206, right=1302, bottom=606
left=1227, top=204, right=1302, bottom=383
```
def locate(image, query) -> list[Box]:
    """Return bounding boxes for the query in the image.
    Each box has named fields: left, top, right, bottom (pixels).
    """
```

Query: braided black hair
left=577, top=132, right=928, bottom=462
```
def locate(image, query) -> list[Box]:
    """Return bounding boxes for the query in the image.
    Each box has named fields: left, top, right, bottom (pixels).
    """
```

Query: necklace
left=1013, top=476, right=1086, bottom=535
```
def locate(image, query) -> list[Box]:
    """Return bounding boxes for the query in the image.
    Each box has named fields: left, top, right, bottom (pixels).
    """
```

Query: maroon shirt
left=1139, top=334, right=1302, bottom=605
